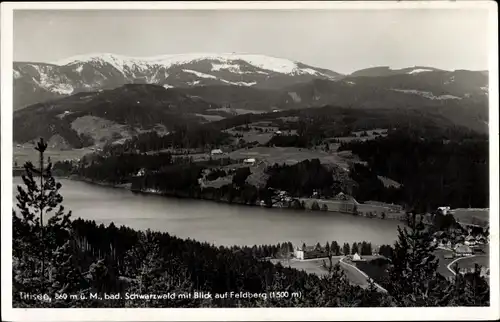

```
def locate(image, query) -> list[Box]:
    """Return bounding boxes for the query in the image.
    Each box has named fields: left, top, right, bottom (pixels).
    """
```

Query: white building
left=437, top=206, right=451, bottom=215
left=294, top=245, right=326, bottom=260
left=243, top=158, right=256, bottom=165
left=211, top=149, right=223, bottom=155
left=352, top=253, right=362, bottom=261
left=294, top=248, right=305, bottom=260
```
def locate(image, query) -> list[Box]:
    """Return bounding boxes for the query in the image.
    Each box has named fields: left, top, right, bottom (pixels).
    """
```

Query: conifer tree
left=330, top=241, right=339, bottom=255
left=351, top=242, right=359, bottom=255
left=342, top=243, right=350, bottom=256
left=445, top=264, right=490, bottom=306
left=13, top=138, right=88, bottom=307
left=124, top=230, right=196, bottom=307
left=319, top=259, right=363, bottom=307
left=385, top=213, right=446, bottom=306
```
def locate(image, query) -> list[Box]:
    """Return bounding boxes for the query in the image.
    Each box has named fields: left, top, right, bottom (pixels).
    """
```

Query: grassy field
left=227, top=146, right=352, bottom=169
left=452, top=255, right=489, bottom=270
left=339, top=256, right=375, bottom=287
left=451, top=208, right=489, bottom=227
left=353, top=258, right=389, bottom=287
left=434, top=249, right=457, bottom=278
left=195, top=113, right=226, bottom=122
left=434, top=248, right=490, bottom=279
left=271, top=256, right=381, bottom=289
left=70, top=115, right=135, bottom=146
left=227, top=125, right=279, bottom=145
left=232, top=131, right=274, bottom=145
left=270, top=258, right=332, bottom=277
left=13, top=145, right=95, bottom=166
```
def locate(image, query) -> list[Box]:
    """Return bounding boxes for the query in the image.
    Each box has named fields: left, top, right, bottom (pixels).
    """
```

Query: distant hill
left=349, top=66, right=444, bottom=77
left=346, top=69, right=488, bottom=97
left=177, top=85, right=285, bottom=111
left=12, top=55, right=490, bottom=146
left=167, top=68, right=489, bottom=133
left=274, top=70, right=488, bottom=133
left=13, top=84, right=219, bottom=148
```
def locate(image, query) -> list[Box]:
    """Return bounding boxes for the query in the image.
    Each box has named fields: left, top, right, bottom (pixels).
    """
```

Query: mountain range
left=13, top=53, right=343, bottom=109
left=13, top=53, right=489, bottom=148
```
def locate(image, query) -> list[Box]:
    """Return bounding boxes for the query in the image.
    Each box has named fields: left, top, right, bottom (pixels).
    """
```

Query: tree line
left=338, top=129, right=488, bottom=211
left=13, top=139, right=490, bottom=308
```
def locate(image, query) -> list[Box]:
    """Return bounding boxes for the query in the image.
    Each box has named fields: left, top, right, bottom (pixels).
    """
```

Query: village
left=266, top=204, right=490, bottom=289
left=268, top=224, right=489, bottom=291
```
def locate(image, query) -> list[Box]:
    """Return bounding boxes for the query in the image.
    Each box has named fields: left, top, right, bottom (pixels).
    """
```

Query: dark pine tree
left=351, top=242, right=359, bottom=255
left=386, top=213, right=448, bottom=306
left=13, top=138, right=90, bottom=307
left=343, top=243, right=350, bottom=256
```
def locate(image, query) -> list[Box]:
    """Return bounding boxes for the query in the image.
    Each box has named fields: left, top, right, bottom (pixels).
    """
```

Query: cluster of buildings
left=292, top=244, right=371, bottom=261
left=293, top=245, right=328, bottom=260
left=435, top=231, right=488, bottom=258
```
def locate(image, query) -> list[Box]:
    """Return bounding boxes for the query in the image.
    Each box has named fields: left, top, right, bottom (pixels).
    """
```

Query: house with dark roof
left=464, top=235, right=477, bottom=246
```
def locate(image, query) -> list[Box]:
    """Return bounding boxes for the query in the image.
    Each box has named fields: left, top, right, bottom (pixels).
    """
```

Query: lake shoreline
left=12, top=176, right=404, bottom=247
left=61, top=175, right=407, bottom=223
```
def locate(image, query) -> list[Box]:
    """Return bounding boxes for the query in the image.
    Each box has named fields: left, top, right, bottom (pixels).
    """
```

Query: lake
left=12, top=178, right=402, bottom=247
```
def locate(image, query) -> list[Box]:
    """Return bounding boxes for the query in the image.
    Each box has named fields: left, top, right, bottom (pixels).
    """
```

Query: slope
left=13, top=84, right=218, bottom=148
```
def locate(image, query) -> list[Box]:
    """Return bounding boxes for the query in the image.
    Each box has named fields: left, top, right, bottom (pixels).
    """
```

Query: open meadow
left=13, top=145, right=95, bottom=166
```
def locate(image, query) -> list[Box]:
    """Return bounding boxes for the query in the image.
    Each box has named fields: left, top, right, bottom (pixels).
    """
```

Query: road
left=446, top=255, right=489, bottom=276
left=339, top=257, right=388, bottom=292
left=435, top=248, right=489, bottom=278
left=271, top=256, right=387, bottom=292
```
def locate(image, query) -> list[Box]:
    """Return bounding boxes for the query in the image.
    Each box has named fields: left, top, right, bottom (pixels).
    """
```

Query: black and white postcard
left=1, top=1, right=498, bottom=321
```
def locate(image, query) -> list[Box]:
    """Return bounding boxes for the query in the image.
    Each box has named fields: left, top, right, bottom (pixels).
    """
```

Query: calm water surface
left=12, top=178, right=402, bottom=247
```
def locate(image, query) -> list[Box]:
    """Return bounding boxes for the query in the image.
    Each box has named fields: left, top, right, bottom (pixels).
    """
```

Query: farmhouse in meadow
left=243, top=158, right=256, bottom=165
left=211, top=149, right=223, bottom=155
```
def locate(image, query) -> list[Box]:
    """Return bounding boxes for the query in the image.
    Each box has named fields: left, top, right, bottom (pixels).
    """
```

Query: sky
left=13, top=9, right=491, bottom=74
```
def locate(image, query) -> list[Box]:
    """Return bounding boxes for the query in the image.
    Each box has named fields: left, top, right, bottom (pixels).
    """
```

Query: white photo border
left=1, top=1, right=498, bottom=321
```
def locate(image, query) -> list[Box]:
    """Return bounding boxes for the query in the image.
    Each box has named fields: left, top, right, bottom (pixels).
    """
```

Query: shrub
left=311, top=201, right=321, bottom=211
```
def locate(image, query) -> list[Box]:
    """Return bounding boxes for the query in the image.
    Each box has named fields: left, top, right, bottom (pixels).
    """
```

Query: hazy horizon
left=14, top=9, right=491, bottom=74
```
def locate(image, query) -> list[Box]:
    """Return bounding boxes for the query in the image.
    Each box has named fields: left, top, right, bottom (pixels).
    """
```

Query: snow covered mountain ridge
left=13, top=52, right=488, bottom=112
left=51, top=52, right=338, bottom=77
left=13, top=52, right=343, bottom=109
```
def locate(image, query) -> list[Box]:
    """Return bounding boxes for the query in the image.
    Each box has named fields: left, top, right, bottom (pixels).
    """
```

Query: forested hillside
left=12, top=139, right=490, bottom=308
left=338, top=129, right=489, bottom=211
